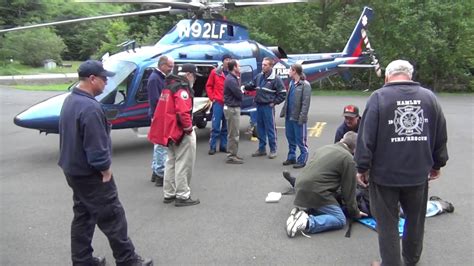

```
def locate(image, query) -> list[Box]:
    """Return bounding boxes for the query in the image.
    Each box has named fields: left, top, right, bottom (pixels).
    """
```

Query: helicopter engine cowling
left=267, top=46, right=288, bottom=59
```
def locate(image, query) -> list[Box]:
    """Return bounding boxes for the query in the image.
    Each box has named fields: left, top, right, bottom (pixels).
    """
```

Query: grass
left=0, top=61, right=81, bottom=76
left=12, top=83, right=72, bottom=91
left=313, top=89, right=371, bottom=96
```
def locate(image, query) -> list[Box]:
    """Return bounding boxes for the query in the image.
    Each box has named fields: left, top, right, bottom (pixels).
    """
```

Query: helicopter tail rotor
left=361, top=26, right=382, bottom=77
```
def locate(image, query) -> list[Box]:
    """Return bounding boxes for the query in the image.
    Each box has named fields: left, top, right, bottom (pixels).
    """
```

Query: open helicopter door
left=238, top=58, right=258, bottom=84
left=238, top=58, right=258, bottom=117
left=172, top=63, right=216, bottom=129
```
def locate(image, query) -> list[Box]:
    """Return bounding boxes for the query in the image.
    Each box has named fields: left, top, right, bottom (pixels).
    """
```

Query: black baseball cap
left=178, top=63, right=202, bottom=76
left=78, top=60, right=115, bottom=78
left=222, top=54, right=232, bottom=61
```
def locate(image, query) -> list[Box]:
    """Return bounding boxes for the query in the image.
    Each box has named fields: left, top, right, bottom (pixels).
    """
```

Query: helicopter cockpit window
left=240, top=65, right=254, bottom=84
left=96, top=60, right=137, bottom=104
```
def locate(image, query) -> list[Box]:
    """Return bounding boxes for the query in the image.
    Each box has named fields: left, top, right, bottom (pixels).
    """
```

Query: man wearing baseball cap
left=59, top=60, right=153, bottom=265
left=205, top=54, right=232, bottom=155
left=149, top=63, right=200, bottom=207
left=334, top=104, right=361, bottom=143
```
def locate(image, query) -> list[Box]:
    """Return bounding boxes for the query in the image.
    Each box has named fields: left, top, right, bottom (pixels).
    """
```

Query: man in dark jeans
left=59, top=60, right=152, bottom=266
left=355, top=59, right=448, bottom=266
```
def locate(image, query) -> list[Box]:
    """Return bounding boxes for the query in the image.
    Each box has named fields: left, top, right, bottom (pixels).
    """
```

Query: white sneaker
left=285, top=207, right=300, bottom=235
left=287, top=210, right=309, bottom=238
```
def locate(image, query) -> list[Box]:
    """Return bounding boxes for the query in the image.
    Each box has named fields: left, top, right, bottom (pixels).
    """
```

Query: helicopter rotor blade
left=79, top=0, right=307, bottom=11
left=0, top=7, right=172, bottom=33
left=1, top=0, right=309, bottom=34
left=227, top=0, right=307, bottom=8
left=77, top=0, right=204, bottom=10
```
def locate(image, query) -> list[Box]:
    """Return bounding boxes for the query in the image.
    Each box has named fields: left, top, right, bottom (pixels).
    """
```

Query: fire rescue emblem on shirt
left=393, top=105, right=424, bottom=136
left=180, top=91, right=189, bottom=100
left=388, top=100, right=429, bottom=143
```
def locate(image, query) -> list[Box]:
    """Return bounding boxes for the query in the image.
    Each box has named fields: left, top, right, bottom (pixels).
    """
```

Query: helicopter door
left=239, top=61, right=257, bottom=115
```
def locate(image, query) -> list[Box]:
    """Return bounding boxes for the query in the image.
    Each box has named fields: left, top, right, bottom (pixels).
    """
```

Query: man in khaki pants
left=148, top=64, right=201, bottom=207
left=224, top=59, right=244, bottom=164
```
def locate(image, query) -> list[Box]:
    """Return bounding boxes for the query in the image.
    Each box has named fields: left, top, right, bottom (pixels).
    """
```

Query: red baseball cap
left=343, top=105, right=359, bottom=117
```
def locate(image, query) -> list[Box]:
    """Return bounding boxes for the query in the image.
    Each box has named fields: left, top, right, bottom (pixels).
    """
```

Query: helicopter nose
left=13, top=92, right=69, bottom=133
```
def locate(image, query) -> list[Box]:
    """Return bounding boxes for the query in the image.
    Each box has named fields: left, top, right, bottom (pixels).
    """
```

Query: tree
left=95, top=21, right=130, bottom=58
left=368, top=0, right=473, bottom=91
left=2, top=28, right=66, bottom=66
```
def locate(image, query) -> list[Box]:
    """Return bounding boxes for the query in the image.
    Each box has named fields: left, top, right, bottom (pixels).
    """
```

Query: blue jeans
left=285, top=119, right=308, bottom=164
left=209, top=102, right=227, bottom=151
left=256, top=104, right=277, bottom=152
left=152, top=144, right=167, bottom=177
left=249, top=111, right=257, bottom=126
left=306, top=205, right=346, bottom=234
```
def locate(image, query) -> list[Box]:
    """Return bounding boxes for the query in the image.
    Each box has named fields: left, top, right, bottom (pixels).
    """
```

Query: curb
left=0, top=73, right=77, bottom=85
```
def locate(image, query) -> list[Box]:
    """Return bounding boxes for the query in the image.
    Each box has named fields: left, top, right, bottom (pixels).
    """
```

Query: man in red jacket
left=206, top=54, right=232, bottom=155
left=148, top=64, right=201, bottom=207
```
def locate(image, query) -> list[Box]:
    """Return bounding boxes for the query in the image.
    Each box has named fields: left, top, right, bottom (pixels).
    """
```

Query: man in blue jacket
left=247, top=57, right=286, bottom=159
left=354, top=60, right=448, bottom=266
left=58, top=60, right=152, bottom=266
left=147, top=56, right=174, bottom=187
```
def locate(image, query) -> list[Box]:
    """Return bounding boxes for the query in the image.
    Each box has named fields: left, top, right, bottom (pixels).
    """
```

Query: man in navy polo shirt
left=58, top=60, right=152, bottom=266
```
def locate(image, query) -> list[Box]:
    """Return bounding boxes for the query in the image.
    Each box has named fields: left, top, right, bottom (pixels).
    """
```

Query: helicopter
left=7, top=1, right=381, bottom=135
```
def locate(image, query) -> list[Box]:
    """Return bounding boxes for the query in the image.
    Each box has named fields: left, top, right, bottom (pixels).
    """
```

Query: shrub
left=1, top=28, right=67, bottom=67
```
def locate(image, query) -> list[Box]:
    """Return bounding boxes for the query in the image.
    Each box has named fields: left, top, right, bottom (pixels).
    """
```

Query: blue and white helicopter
left=6, top=0, right=381, bottom=135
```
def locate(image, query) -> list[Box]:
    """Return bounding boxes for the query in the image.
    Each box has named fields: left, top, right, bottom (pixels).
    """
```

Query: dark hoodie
left=354, top=81, right=448, bottom=186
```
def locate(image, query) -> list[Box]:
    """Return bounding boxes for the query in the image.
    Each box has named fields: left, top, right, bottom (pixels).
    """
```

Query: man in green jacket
left=285, top=131, right=366, bottom=238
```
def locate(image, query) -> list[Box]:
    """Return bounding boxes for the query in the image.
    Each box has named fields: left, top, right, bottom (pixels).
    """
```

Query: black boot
left=150, top=172, right=158, bottom=182
left=282, top=171, right=296, bottom=188
left=155, top=176, right=164, bottom=187
left=118, top=255, right=153, bottom=266
left=92, top=256, right=106, bottom=266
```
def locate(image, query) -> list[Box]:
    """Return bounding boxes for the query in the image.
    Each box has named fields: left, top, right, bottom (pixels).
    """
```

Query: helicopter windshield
left=95, top=59, right=137, bottom=102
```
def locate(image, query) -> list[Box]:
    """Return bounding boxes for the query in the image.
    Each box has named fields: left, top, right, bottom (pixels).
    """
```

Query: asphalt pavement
left=0, top=87, right=472, bottom=265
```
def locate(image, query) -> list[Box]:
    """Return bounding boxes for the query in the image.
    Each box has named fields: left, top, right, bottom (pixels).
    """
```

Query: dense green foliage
left=0, top=0, right=472, bottom=91
left=1, top=28, right=66, bottom=66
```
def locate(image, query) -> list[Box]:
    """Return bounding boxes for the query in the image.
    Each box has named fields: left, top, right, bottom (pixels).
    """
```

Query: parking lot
left=1, top=87, right=472, bottom=265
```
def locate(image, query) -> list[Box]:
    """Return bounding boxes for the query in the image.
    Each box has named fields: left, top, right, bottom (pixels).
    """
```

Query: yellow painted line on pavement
left=308, top=122, right=327, bottom=137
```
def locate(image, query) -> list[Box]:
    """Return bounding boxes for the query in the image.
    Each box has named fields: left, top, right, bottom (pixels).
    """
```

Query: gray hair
left=157, top=56, right=172, bottom=67
left=385, top=59, right=414, bottom=79
left=341, top=131, right=358, bottom=153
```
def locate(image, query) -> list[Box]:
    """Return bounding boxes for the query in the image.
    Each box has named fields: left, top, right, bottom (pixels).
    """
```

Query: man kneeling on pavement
left=285, top=131, right=367, bottom=237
